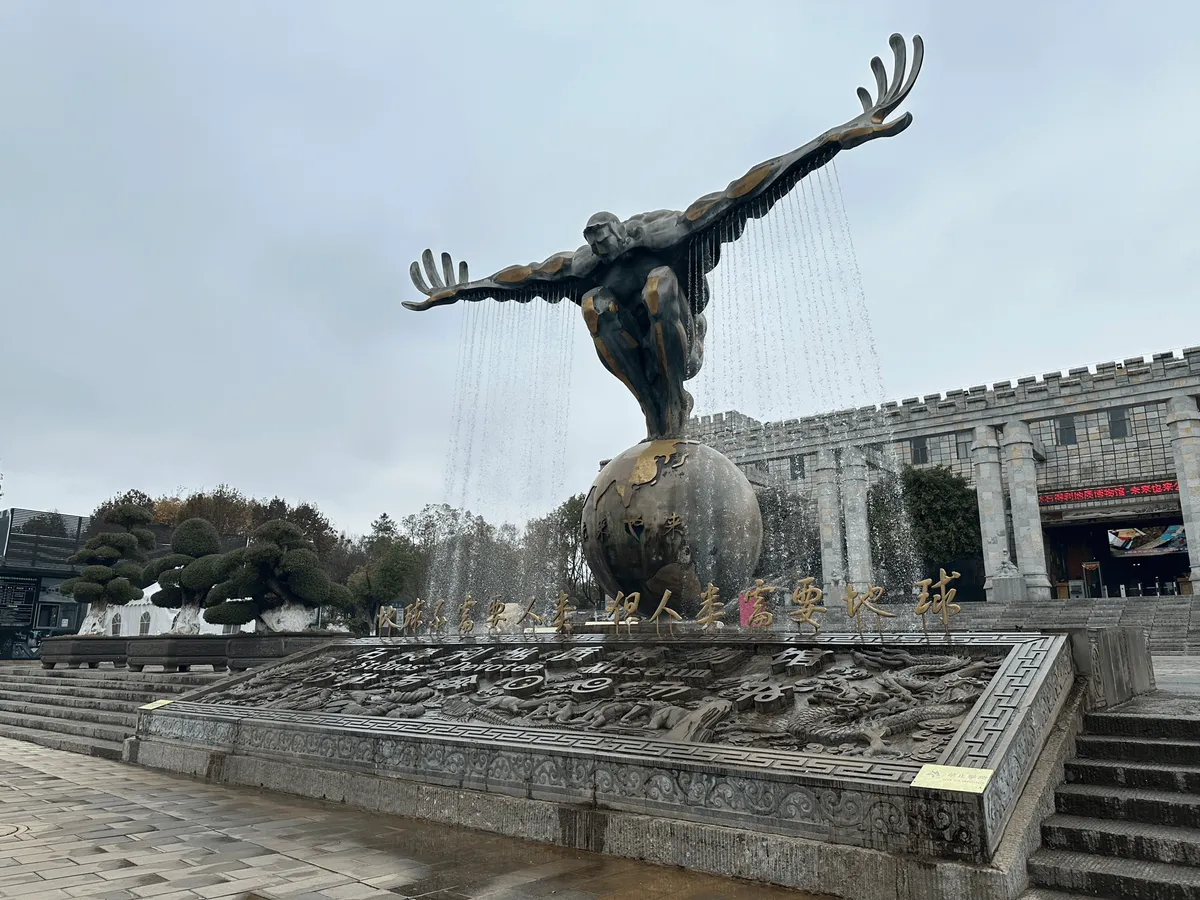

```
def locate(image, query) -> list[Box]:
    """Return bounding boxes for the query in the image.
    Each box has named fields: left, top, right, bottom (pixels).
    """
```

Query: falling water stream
left=426, top=294, right=577, bottom=619
left=687, top=163, right=920, bottom=607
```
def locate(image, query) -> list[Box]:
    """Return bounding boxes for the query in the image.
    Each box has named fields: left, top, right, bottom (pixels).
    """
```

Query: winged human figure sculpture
left=405, top=35, right=923, bottom=440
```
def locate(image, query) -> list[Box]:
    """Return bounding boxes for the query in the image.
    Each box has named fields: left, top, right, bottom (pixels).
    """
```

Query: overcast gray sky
left=2, top=2, right=1197, bottom=535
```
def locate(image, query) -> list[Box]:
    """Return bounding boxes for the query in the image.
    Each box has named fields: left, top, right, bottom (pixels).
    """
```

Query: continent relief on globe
left=593, top=439, right=694, bottom=509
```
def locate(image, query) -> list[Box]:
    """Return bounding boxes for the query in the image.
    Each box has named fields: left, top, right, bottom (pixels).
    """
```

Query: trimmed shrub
left=203, top=519, right=348, bottom=629
left=60, top=504, right=154, bottom=610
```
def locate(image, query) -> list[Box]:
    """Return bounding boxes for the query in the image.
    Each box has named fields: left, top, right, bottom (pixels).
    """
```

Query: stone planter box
left=126, top=635, right=229, bottom=673
left=225, top=633, right=341, bottom=672
left=40, top=636, right=127, bottom=669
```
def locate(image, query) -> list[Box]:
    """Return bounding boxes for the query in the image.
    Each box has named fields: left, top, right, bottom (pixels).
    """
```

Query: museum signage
left=1038, top=479, right=1179, bottom=506
left=0, top=576, right=39, bottom=628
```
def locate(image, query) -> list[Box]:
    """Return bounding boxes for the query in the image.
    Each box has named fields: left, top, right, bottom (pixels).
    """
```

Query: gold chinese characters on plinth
left=552, top=591, right=576, bottom=635
left=402, top=597, right=425, bottom=635
left=486, top=598, right=506, bottom=634
left=697, top=583, right=724, bottom=632
left=430, top=599, right=447, bottom=634
left=845, top=584, right=894, bottom=637
left=649, top=589, right=682, bottom=635
left=606, top=591, right=640, bottom=634
left=459, top=594, right=477, bottom=634
left=377, top=605, right=399, bottom=637
left=914, top=569, right=962, bottom=635
left=516, top=596, right=543, bottom=629
left=790, top=577, right=826, bottom=634
left=746, top=579, right=776, bottom=629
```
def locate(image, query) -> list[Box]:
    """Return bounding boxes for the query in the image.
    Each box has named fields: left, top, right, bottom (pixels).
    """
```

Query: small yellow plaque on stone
left=910, top=765, right=994, bottom=793
left=139, top=699, right=174, bottom=711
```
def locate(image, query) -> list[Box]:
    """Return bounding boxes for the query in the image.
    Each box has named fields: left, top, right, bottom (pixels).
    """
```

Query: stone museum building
left=691, top=346, right=1200, bottom=603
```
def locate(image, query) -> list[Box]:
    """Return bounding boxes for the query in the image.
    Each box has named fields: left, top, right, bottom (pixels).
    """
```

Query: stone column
left=841, top=446, right=872, bottom=590
left=1001, top=420, right=1053, bottom=602
left=814, top=449, right=845, bottom=592
left=972, top=425, right=1014, bottom=600
left=1167, top=394, right=1200, bottom=586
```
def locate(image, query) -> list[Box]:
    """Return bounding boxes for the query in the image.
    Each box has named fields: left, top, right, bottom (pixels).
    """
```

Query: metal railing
left=0, top=509, right=93, bottom=574
left=0, top=508, right=249, bottom=574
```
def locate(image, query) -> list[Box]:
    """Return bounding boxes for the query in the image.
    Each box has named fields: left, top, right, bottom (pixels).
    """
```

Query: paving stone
left=0, top=736, right=827, bottom=900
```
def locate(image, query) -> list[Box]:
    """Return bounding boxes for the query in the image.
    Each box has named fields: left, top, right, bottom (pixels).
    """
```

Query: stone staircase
left=1027, top=695, right=1200, bottom=899
left=0, top=662, right=225, bottom=760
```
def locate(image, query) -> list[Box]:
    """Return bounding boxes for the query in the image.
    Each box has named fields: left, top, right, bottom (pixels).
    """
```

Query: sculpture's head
left=584, top=211, right=629, bottom=261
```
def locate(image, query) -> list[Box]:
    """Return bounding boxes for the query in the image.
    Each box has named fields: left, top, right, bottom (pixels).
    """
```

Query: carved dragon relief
left=201, top=639, right=1000, bottom=764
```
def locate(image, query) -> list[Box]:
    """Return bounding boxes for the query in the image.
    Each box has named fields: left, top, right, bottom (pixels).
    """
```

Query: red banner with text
left=1038, top=479, right=1179, bottom=506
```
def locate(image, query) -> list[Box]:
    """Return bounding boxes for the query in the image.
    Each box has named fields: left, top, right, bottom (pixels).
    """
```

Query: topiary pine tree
left=61, top=504, right=156, bottom=635
left=202, top=519, right=352, bottom=633
left=142, top=518, right=224, bottom=635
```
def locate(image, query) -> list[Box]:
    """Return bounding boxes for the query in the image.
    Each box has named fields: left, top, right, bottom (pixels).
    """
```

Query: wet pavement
left=1151, top=654, right=1200, bottom=696
left=0, top=737, right=833, bottom=900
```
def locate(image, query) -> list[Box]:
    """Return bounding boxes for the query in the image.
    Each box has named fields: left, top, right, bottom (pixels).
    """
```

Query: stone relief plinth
left=134, top=631, right=1073, bottom=866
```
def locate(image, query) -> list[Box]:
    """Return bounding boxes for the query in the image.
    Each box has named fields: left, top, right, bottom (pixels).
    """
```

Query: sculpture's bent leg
left=642, top=266, right=694, bottom=437
left=582, top=286, right=663, bottom=437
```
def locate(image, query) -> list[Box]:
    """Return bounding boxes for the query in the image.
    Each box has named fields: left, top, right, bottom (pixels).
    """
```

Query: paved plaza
left=1151, top=654, right=1200, bottom=695
left=0, top=737, right=829, bottom=900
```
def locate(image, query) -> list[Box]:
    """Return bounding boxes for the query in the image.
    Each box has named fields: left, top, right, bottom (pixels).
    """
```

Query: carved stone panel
left=143, top=632, right=1074, bottom=863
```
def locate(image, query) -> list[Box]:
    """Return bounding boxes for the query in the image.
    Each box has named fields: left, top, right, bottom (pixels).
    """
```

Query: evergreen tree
left=869, top=465, right=983, bottom=597
left=368, top=513, right=399, bottom=546
left=17, top=511, right=69, bottom=538
left=523, top=495, right=598, bottom=608
left=91, top=490, right=156, bottom=523
left=61, top=504, right=156, bottom=634
left=901, top=465, right=983, bottom=569
left=202, top=519, right=352, bottom=632
left=347, top=538, right=419, bottom=634
left=142, top=518, right=224, bottom=634
left=177, top=484, right=252, bottom=536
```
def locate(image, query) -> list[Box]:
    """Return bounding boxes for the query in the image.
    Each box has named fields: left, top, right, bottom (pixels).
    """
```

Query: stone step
left=1076, top=734, right=1200, bottom=765
left=0, top=678, right=197, bottom=704
left=0, top=687, right=145, bottom=716
left=1066, top=758, right=1200, bottom=793
left=0, top=707, right=131, bottom=745
left=0, top=720, right=124, bottom=760
left=0, top=696, right=137, bottom=729
left=1029, top=848, right=1200, bottom=900
left=1056, top=784, right=1200, bottom=829
left=1043, top=814, right=1200, bottom=867
left=1019, top=889, right=1115, bottom=900
left=1086, top=709, right=1200, bottom=741
left=0, top=670, right=218, bottom=690
left=0, top=664, right=221, bottom=687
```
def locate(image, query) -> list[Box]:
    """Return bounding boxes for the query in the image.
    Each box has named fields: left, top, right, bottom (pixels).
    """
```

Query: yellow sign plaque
left=139, top=699, right=174, bottom=711
left=910, top=765, right=994, bottom=793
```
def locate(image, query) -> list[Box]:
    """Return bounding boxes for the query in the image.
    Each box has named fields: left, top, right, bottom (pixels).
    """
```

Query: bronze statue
left=405, top=35, right=923, bottom=613
left=405, top=35, right=922, bottom=440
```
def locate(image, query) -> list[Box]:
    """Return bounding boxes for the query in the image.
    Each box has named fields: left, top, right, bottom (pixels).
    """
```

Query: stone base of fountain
left=581, top=439, right=763, bottom=616
left=121, top=628, right=1150, bottom=900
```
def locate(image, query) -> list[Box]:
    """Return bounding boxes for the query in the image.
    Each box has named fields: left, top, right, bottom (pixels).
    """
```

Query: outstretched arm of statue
left=403, top=248, right=587, bottom=311
left=680, top=34, right=922, bottom=240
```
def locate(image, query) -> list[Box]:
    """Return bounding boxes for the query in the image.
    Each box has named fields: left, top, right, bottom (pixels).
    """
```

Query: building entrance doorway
left=1044, top=515, right=1190, bottom=598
